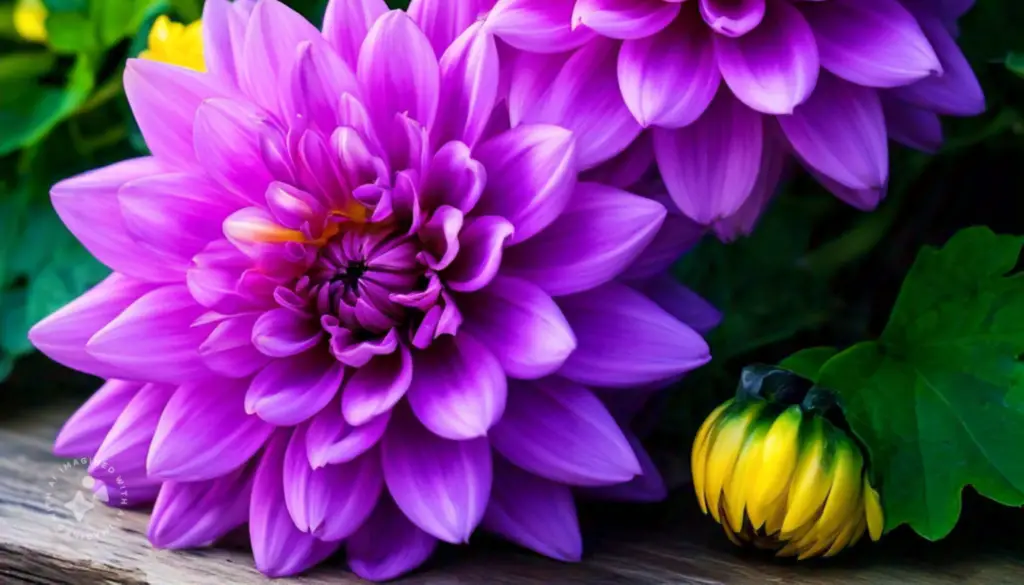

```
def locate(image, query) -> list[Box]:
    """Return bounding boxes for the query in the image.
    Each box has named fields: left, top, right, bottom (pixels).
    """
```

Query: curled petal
left=252, top=308, right=322, bottom=358
left=149, top=462, right=256, bottom=549
left=54, top=379, right=143, bottom=458
left=347, top=495, right=438, bottom=581
left=246, top=350, right=345, bottom=426
left=307, top=399, right=390, bottom=467
left=444, top=216, right=514, bottom=292
left=486, top=0, right=595, bottom=53
left=342, top=344, right=413, bottom=426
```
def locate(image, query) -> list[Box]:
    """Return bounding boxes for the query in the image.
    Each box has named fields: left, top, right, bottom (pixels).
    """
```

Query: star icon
left=63, top=491, right=96, bottom=522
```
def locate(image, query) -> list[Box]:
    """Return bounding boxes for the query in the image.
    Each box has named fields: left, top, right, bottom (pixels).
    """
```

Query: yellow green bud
left=691, top=393, right=884, bottom=560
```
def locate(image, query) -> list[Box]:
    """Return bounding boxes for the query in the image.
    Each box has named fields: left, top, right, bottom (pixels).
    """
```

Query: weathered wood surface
left=1, top=402, right=1022, bottom=585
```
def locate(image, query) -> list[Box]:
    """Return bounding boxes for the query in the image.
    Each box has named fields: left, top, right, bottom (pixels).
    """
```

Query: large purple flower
left=483, top=0, right=985, bottom=237
left=30, top=0, right=714, bottom=580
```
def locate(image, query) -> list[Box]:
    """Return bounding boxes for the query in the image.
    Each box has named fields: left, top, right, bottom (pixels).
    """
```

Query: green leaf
left=778, top=347, right=837, bottom=382
left=0, top=54, right=96, bottom=155
left=92, top=0, right=165, bottom=48
left=1008, top=52, right=1024, bottom=79
left=0, top=289, right=33, bottom=357
left=0, top=52, right=57, bottom=82
left=45, top=12, right=100, bottom=54
left=815, top=227, right=1024, bottom=540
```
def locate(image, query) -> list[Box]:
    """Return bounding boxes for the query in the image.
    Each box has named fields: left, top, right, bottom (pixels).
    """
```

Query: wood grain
left=1, top=402, right=1022, bottom=585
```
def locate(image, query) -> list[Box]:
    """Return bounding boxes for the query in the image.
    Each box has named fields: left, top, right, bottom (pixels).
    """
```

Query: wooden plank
left=1, top=402, right=1022, bottom=585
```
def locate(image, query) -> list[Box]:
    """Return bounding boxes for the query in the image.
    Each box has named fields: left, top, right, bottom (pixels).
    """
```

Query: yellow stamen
left=14, top=0, right=48, bottom=43
left=140, top=15, right=206, bottom=72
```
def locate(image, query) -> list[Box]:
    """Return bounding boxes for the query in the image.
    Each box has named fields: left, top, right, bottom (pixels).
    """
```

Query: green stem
left=75, top=68, right=125, bottom=116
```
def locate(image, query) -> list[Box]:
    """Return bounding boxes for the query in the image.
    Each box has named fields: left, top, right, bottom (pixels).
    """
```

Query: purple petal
left=714, top=0, right=819, bottom=115
left=779, top=72, right=887, bottom=190
left=572, top=0, right=680, bottom=40
left=252, top=308, right=322, bottom=358
left=582, top=431, right=667, bottom=502
left=482, top=456, right=582, bottom=561
left=580, top=131, right=654, bottom=190
left=557, top=282, right=711, bottom=388
left=283, top=427, right=383, bottom=541
left=486, top=0, right=596, bottom=53
left=92, top=384, right=176, bottom=478
left=119, top=172, right=238, bottom=261
left=521, top=38, right=643, bottom=168
left=50, top=157, right=182, bottom=281
left=421, top=141, right=486, bottom=212
left=193, top=98, right=279, bottom=205
left=342, top=344, right=413, bottom=426
left=407, top=333, right=507, bottom=440
left=502, top=182, right=666, bottom=296
left=491, top=377, right=640, bottom=486
left=85, top=285, right=210, bottom=384
left=359, top=11, right=440, bottom=133
left=882, top=95, right=943, bottom=153
left=699, top=0, right=766, bottom=37
left=632, top=275, right=722, bottom=335
left=347, top=495, right=438, bottom=581
left=460, top=276, right=576, bottom=380
left=444, top=216, right=514, bottom=292
left=409, top=0, right=494, bottom=56
left=433, top=22, right=499, bottom=148
left=54, top=379, right=143, bottom=457
left=29, top=274, right=158, bottom=379
left=246, top=350, right=345, bottom=426
left=473, top=124, right=577, bottom=244
left=239, top=0, right=326, bottom=113
left=507, top=50, right=567, bottom=127
left=282, top=40, right=359, bottom=133
left=619, top=195, right=707, bottom=280
left=800, top=0, right=940, bottom=88
left=306, top=399, right=390, bottom=467
left=712, top=118, right=788, bottom=242
left=618, top=11, right=720, bottom=128
left=123, top=59, right=229, bottom=169
left=250, top=432, right=342, bottom=578
left=149, top=461, right=256, bottom=549
left=888, top=13, right=985, bottom=116
left=148, top=377, right=275, bottom=482
left=323, top=0, right=388, bottom=67
left=199, top=313, right=273, bottom=378
left=201, top=0, right=244, bottom=85
left=653, top=91, right=764, bottom=225
left=382, top=408, right=492, bottom=543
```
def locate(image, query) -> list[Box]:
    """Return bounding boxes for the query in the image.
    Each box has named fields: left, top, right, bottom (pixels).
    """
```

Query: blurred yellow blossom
left=140, top=15, right=205, bottom=72
left=14, top=0, right=48, bottom=43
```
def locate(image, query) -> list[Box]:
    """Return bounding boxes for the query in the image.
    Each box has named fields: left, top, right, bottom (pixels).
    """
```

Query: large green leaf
left=0, top=55, right=95, bottom=155
left=813, top=227, right=1024, bottom=540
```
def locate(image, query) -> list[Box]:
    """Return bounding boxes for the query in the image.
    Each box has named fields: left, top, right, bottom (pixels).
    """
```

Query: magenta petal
left=653, top=91, right=764, bottom=225
left=883, top=96, right=943, bottom=153
left=199, top=313, right=272, bottom=378
left=149, top=462, right=256, bottom=549
left=306, top=400, right=390, bottom=467
left=282, top=40, right=359, bottom=133
left=486, top=0, right=596, bottom=54
left=29, top=274, right=158, bottom=379
left=700, top=0, right=765, bottom=36
left=491, top=377, right=640, bottom=486
left=358, top=11, right=440, bottom=133
left=342, top=344, right=413, bottom=426
left=193, top=98, right=278, bottom=206
left=714, top=0, right=819, bottom=115
left=618, top=11, right=720, bottom=128
left=409, top=0, right=494, bottom=56
left=445, top=216, right=514, bottom=292
left=92, top=384, right=176, bottom=478
left=407, top=333, right=507, bottom=440
left=474, top=124, right=577, bottom=244
left=252, top=308, right=322, bottom=357
left=283, top=427, right=383, bottom=541
left=85, top=285, right=210, bottom=384
left=50, top=157, right=181, bottom=282
left=483, top=456, right=582, bottom=562
left=421, top=141, right=486, bottom=212
left=433, top=22, right=499, bottom=149
left=581, top=131, right=654, bottom=190
left=201, top=0, right=244, bottom=85
left=502, top=182, right=666, bottom=296
left=619, top=198, right=706, bottom=281
left=323, top=0, right=388, bottom=67
left=460, top=276, right=576, bottom=380
left=801, top=0, right=940, bottom=88
left=382, top=408, right=492, bottom=543
left=246, top=350, right=345, bottom=426
left=347, top=495, right=438, bottom=581
left=633, top=275, right=722, bottom=335
left=123, top=59, right=228, bottom=169
left=572, top=0, right=680, bottom=40
left=250, top=432, right=342, bottom=578
left=54, top=379, right=143, bottom=457
left=521, top=38, right=643, bottom=168
left=148, top=377, right=275, bottom=482
left=557, top=282, right=711, bottom=388
left=779, top=72, right=888, bottom=191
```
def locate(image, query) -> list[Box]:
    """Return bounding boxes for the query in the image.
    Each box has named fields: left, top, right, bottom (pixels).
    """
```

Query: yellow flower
left=692, top=397, right=885, bottom=560
left=14, top=0, right=48, bottom=43
left=140, top=15, right=205, bottom=72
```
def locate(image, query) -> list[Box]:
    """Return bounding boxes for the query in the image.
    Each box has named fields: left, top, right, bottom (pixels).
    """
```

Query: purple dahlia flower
left=30, top=0, right=715, bottom=580
left=483, top=0, right=985, bottom=236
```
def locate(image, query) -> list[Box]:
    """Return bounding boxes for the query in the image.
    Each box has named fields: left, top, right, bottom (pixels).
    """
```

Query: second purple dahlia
left=31, top=0, right=715, bottom=580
